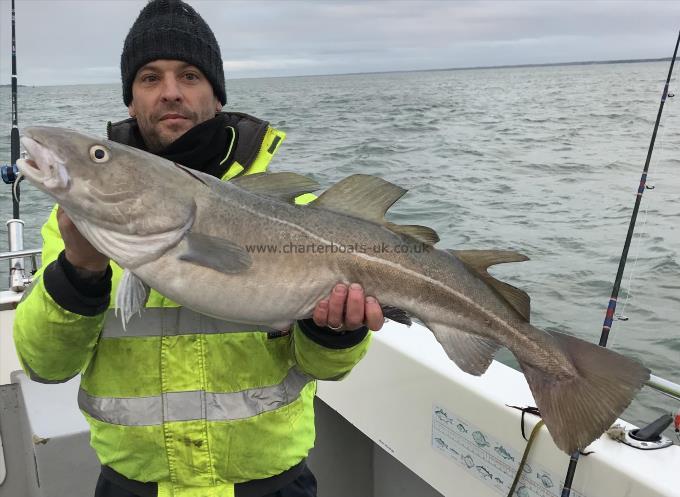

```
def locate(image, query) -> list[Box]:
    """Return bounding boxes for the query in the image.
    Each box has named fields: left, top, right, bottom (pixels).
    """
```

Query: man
left=13, top=1, right=383, bottom=496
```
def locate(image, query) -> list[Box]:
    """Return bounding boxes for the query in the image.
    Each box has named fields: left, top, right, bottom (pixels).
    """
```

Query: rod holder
left=6, top=218, right=26, bottom=292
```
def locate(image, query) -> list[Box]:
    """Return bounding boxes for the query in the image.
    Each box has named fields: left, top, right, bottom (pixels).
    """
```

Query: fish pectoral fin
left=231, top=172, right=320, bottom=203
left=451, top=249, right=531, bottom=321
left=179, top=232, right=252, bottom=274
left=428, top=323, right=501, bottom=375
left=312, top=174, right=407, bottom=223
left=381, top=305, right=412, bottom=326
left=385, top=223, right=440, bottom=245
left=115, top=269, right=150, bottom=330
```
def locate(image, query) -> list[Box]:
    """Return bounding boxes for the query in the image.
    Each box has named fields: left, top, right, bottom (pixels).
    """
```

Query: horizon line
left=0, top=56, right=672, bottom=88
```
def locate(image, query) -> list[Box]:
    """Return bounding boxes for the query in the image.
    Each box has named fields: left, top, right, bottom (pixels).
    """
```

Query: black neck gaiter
left=151, top=116, right=235, bottom=178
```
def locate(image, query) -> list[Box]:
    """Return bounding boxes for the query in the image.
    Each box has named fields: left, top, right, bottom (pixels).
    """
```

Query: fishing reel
left=1, top=162, right=19, bottom=184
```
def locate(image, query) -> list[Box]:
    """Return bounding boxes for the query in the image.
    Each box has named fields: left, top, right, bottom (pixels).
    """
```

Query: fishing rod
left=560, top=30, right=680, bottom=497
left=10, top=0, right=20, bottom=216
left=2, top=0, right=27, bottom=292
left=2, top=0, right=21, bottom=211
left=600, top=30, right=679, bottom=347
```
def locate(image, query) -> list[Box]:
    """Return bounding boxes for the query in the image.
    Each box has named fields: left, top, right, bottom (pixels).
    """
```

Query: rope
left=507, top=419, right=545, bottom=497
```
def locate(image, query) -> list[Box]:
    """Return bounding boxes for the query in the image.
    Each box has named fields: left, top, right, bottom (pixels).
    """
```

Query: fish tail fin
left=519, top=329, right=649, bottom=454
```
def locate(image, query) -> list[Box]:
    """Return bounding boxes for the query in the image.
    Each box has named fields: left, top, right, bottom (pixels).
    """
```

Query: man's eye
left=141, top=74, right=158, bottom=83
left=184, top=73, right=199, bottom=81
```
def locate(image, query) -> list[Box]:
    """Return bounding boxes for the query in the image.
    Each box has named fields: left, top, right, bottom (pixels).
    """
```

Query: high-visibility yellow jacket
left=14, top=113, right=370, bottom=497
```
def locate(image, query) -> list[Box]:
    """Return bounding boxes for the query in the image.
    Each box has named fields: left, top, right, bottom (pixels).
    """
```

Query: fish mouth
left=17, top=134, right=70, bottom=192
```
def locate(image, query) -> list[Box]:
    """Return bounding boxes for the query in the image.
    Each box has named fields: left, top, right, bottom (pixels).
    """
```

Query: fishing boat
left=2, top=285, right=680, bottom=497
left=1, top=2, right=680, bottom=496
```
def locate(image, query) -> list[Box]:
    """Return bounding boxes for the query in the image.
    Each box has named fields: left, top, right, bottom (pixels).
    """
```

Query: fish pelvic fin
left=519, top=330, right=649, bottom=454
left=450, top=249, right=530, bottom=321
left=115, top=269, right=150, bottom=331
left=428, top=323, right=501, bottom=375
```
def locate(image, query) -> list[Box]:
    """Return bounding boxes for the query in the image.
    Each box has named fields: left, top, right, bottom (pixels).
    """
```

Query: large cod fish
left=17, top=126, right=649, bottom=454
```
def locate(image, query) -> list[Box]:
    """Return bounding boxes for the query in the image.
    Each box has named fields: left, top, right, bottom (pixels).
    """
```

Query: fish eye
left=89, top=145, right=110, bottom=163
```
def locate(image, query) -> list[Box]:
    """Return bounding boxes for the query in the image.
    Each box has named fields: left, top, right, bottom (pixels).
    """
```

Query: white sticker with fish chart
left=431, top=405, right=587, bottom=497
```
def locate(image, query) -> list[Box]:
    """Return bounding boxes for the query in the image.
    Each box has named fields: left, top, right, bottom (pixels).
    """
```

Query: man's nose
left=159, top=77, right=182, bottom=102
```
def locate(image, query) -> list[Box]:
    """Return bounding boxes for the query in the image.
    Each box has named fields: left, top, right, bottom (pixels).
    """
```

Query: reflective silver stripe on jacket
left=78, top=367, right=311, bottom=426
left=102, top=308, right=279, bottom=338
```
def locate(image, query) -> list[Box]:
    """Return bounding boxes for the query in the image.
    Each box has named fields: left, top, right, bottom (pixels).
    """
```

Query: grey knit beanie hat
left=121, top=0, right=226, bottom=106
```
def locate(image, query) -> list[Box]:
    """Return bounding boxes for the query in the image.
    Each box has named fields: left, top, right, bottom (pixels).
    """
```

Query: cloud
left=0, top=0, right=678, bottom=86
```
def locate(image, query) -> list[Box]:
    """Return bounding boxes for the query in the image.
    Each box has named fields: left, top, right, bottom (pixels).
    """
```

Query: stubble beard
left=137, top=114, right=191, bottom=153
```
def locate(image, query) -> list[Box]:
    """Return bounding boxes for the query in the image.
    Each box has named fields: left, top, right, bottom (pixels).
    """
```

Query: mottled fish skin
left=17, top=126, right=651, bottom=455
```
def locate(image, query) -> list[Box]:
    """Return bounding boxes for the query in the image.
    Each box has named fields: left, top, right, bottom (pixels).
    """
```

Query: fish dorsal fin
left=453, top=249, right=529, bottom=269
left=385, top=222, right=440, bottom=245
left=450, top=249, right=531, bottom=321
left=314, top=175, right=440, bottom=245
left=231, top=172, right=320, bottom=202
left=312, top=174, right=407, bottom=223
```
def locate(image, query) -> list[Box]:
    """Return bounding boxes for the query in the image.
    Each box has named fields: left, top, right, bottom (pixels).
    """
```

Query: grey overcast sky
left=0, top=0, right=678, bottom=86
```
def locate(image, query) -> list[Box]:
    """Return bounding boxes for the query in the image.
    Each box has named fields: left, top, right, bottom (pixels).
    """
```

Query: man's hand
left=57, top=206, right=110, bottom=273
left=312, top=283, right=384, bottom=332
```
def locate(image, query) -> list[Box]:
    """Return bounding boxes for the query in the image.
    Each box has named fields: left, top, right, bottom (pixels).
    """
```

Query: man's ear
left=215, top=96, right=222, bottom=113
left=128, top=102, right=136, bottom=118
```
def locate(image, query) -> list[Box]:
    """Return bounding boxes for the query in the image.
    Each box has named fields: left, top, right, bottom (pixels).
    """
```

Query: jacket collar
left=107, top=111, right=270, bottom=170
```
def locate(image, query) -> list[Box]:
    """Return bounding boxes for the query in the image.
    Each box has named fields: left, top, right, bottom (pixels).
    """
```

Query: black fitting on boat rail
left=629, top=414, right=673, bottom=443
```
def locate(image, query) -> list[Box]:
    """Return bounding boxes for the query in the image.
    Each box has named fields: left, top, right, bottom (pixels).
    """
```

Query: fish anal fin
left=428, top=323, right=501, bottom=375
left=231, top=172, right=320, bottom=203
left=311, top=174, right=406, bottom=223
left=385, top=223, right=440, bottom=245
left=520, top=329, right=649, bottom=453
left=451, top=249, right=531, bottom=321
left=179, top=232, right=252, bottom=274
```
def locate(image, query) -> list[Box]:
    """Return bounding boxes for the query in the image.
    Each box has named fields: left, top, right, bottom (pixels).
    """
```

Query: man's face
left=128, top=60, right=222, bottom=152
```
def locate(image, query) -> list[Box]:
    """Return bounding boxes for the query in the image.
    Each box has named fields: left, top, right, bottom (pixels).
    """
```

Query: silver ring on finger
left=327, top=322, right=343, bottom=331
